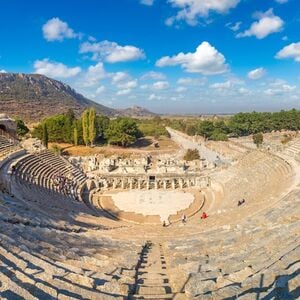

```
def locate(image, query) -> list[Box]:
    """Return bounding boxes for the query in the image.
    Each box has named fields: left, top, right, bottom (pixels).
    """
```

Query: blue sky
left=0, top=0, right=299, bottom=114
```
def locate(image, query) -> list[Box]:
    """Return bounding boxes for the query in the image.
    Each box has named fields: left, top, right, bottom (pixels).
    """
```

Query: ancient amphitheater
left=0, top=118, right=299, bottom=299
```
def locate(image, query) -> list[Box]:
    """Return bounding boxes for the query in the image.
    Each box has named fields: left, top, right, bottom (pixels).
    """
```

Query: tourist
left=181, top=213, right=187, bottom=224
left=201, top=212, right=208, bottom=219
left=238, top=199, right=246, bottom=206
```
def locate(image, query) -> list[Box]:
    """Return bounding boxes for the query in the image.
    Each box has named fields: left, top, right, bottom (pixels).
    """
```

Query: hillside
left=0, top=73, right=155, bottom=122
left=119, top=105, right=157, bottom=117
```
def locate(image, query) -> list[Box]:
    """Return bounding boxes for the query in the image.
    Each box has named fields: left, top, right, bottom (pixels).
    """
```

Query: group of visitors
left=181, top=211, right=208, bottom=225
left=51, top=173, right=77, bottom=197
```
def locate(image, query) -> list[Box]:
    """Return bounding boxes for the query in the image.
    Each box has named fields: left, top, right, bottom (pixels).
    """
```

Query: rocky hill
left=0, top=73, right=155, bottom=122
left=119, top=105, right=157, bottom=117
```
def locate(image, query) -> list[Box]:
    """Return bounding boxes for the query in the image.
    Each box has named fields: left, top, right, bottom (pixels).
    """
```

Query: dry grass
left=49, top=136, right=179, bottom=157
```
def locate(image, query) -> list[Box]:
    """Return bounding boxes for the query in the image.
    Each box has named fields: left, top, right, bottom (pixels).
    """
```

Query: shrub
left=184, top=149, right=200, bottom=161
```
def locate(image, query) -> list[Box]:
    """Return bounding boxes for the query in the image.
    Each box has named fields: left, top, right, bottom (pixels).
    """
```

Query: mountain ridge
left=0, top=72, right=156, bottom=122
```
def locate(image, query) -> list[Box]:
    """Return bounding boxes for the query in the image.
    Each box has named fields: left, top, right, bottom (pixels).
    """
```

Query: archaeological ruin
left=0, top=117, right=299, bottom=299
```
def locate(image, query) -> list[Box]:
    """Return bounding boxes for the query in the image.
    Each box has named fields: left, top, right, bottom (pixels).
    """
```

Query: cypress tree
left=82, top=109, right=89, bottom=146
left=89, top=108, right=96, bottom=146
left=42, top=123, right=48, bottom=149
left=73, top=126, right=78, bottom=146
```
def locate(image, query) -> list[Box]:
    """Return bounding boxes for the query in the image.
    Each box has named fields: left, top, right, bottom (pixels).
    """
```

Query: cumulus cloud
left=80, top=62, right=107, bottom=87
left=276, top=42, right=300, bottom=62
left=117, top=80, right=138, bottom=89
left=34, top=59, right=81, bottom=78
left=237, top=9, right=284, bottom=39
left=177, top=77, right=206, bottom=85
left=96, top=86, right=105, bottom=94
left=112, top=72, right=130, bottom=84
left=148, top=93, right=164, bottom=100
left=264, top=79, right=296, bottom=95
left=156, top=41, right=228, bottom=75
left=141, top=71, right=166, bottom=80
left=248, top=67, right=266, bottom=80
left=166, top=0, right=240, bottom=26
left=117, top=89, right=132, bottom=96
left=0, top=69, right=6, bottom=73
left=42, top=17, right=78, bottom=41
left=153, top=81, right=169, bottom=90
left=80, top=40, right=145, bottom=63
left=140, top=0, right=154, bottom=6
left=210, top=80, right=233, bottom=89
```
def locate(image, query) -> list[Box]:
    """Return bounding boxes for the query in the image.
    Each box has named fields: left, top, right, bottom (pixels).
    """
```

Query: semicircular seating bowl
left=0, top=142, right=299, bottom=299
left=164, top=185, right=300, bottom=299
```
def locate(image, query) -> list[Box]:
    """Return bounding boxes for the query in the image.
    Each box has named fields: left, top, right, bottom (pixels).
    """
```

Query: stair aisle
left=130, top=241, right=183, bottom=300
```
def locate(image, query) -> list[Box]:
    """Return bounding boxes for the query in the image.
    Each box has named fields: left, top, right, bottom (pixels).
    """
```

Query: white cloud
left=96, top=86, right=105, bottom=94
left=276, top=42, right=300, bottom=62
left=140, top=0, right=154, bottom=6
left=80, top=62, right=107, bottom=87
left=156, top=41, right=228, bottom=75
left=237, top=9, right=284, bottom=39
left=166, top=0, right=240, bottom=26
left=177, top=77, right=206, bottom=85
left=176, top=86, right=187, bottom=92
left=80, top=40, right=145, bottom=63
left=226, top=21, right=242, bottom=32
left=0, top=69, right=6, bottom=73
left=264, top=79, right=296, bottom=95
left=34, top=59, right=81, bottom=78
left=117, top=80, right=138, bottom=89
left=153, top=81, right=169, bottom=90
left=248, top=67, right=266, bottom=80
left=210, top=80, right=233, bottom=89
left=141, top=71, right=166, bottom=80
left=148, top=93, right=163, bottom=100
left=42, top=17, right=77, bottom=41
left=117, top=89, right=132, bottom=96
left=112, top=72, right=130, bottom=84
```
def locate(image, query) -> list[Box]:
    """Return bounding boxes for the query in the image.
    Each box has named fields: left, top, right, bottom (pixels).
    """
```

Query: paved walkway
left=166, top=127, right=225, bottom=163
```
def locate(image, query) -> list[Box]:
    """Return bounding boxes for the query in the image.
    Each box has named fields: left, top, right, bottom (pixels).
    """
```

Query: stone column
left=121, top=179, right=125, bottom=189
left=179, top=178, right=183, bottom=189
left=129, top=179, right=133, bottom=190
left=154, top=180, right=158, bottom=190
left=146, top=180, right=150, bottom=190
left=172, top=179, right=176, bottom=189
left=163, top=180, right=167, bottom=190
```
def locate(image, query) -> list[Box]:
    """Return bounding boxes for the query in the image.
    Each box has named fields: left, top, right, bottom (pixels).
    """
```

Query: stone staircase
left=130, top=241, right=179, bottom=299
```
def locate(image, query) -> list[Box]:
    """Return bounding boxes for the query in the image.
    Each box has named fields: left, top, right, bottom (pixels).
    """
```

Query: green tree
left=88, top=108, right=96, bottom=146
left=15, top=118, right=29, bottom=137
left=253, top=133, right=263, bottom=148
left=105, top=117, right=140, bottom=147
left=42, top=123, right=48, bottom=148
left=73, top=126, right=78, bottom=146
left=82, top=109, right=89, bottom=146
left=95, top=115, right=110, bottom=142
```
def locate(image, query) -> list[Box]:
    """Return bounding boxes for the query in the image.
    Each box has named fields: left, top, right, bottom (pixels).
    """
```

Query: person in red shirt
left=201, top=212, right=208, bottom=219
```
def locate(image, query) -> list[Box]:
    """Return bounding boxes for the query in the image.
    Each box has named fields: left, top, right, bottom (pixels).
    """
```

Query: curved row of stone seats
left=0, top=135, right=21, bottom=159
left=211, top=150, right=293, bottom=212
left=13, top=150, right=86, bottom=201
left=282, top=139, right=300, bottom=159
left=0, top=214, right=143, bottom=299
left=165, top=185, right=300, bottom=299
